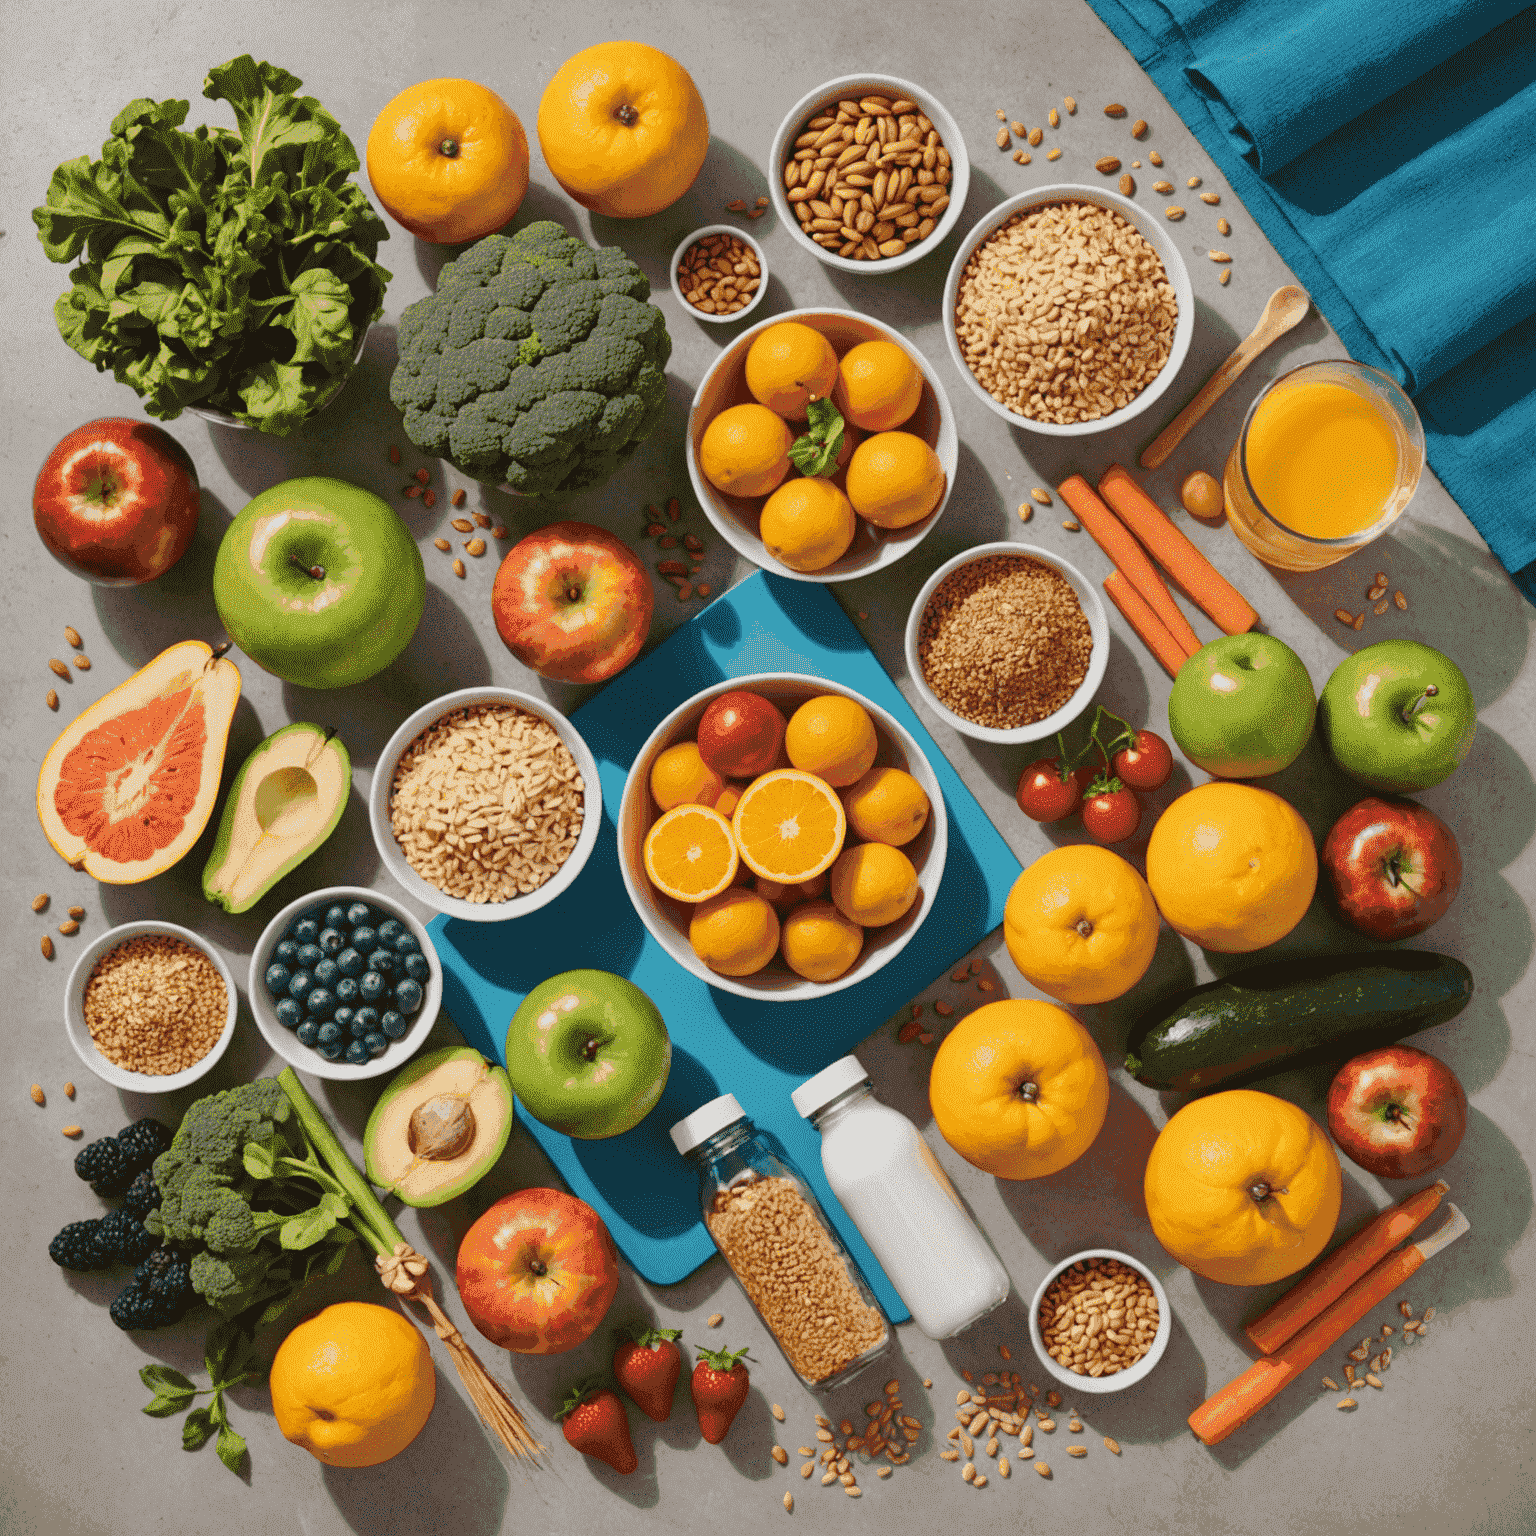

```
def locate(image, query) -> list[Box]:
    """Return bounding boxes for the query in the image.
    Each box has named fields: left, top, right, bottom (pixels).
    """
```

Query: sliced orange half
left=731, top=769, right=847, bottom=883
left=644, top=804, right=740, bottom=902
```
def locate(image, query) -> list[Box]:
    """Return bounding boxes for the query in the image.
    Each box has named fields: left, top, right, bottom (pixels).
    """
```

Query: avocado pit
left=408, top=1093, right=477, bottom=1160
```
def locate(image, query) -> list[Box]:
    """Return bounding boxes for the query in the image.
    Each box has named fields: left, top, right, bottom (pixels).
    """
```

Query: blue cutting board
left=430, top=572, right=1022, bottom=1322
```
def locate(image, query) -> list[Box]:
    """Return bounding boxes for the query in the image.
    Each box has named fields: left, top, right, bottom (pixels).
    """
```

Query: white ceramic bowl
left=768, top=74, right=970, bottom=275
left=686, top=308, right=958, bottom=584
left=249, top=885, right=443, bottom=1082
left=1028, top=1248, right=1173, bottom=1395
left=942, top=184, right=1194, bottom=436
left=669, top=224, right=769, bottom=326
left=618, top=672, right=948, bottom=1002
left=64, top=921, right=239, bottom=1093
left=369, top=686, right=602, bottom=923
left=904, top=542, right=1109, bottom=745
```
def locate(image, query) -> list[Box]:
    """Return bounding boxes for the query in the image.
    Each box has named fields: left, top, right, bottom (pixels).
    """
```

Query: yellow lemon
left=269, top=1302, right=435, bottom=1468
left=832, top=338, right=923, bottom=431
left=698, top=403, right=794, bottom=497
left=759, top=478, right=857, bottom=572
left=744, top=321, right=839, bottom=419
left=844, top=431, right=946, bottom=528
left=689, top=888, right=781, bottom=976
left=829, top=842, right=918, bottom=927
left=784, top=695, right=878, bottom=787
left=840, top=766, right=930, bottom=846
left=780, top=899, right=864, bottom=982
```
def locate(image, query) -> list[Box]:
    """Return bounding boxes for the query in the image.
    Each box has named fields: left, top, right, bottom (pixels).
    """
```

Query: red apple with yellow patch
left=456, top=1187, right=619, bottom=1353
left=491, top=521, right=652, bottom=683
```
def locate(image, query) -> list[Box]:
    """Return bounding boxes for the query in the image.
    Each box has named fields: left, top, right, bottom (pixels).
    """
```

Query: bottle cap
left=669, top=1093, right=747, bottom=1155
left=791, top=1055, right=870, bottom=1120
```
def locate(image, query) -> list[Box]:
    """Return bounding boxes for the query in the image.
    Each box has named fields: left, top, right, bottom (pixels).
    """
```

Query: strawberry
left=690, top=1345, right=753, bottom=1444
left=613, top=1326, right=683, bottom=1421
left=559, top=1378, right=638, bottom=1474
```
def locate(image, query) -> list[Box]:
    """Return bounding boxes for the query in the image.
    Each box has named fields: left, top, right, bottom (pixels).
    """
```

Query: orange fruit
left=929, top=999, right=1109, bottom=1180
left=715, top=784, right=743, bottom=820
left=699, top=404, right=794, bottom=498
left=649, top=741, right=726, bottom=811
left=758, top=478, right=856, bottom=572
left=841, top=767, right=929, bottom=847
left=644, top=803, right=739, bottom=901
left=844, top=431, right=946, bottom=529
left=1144, top=1090, right=1342, bottom=1285
left=536, top=42, right=708, bottom=219
left=367, top=79, right=530, bottom=244
left=690, top=888, right=780, bottom=976
left=1146, top=783, right=1317, bottom=953
left=731, top=768, right=847, bottom=882
left=744, top=323, right=839, bottom=420
left=829, top=842, right=918, bottom=927
left=784, top=695, right=878, bottom=787
left=269, top=1302, right=435, bottom=1467
left=832, top=339, right=923, bottom=431
left=1003, top=846, right=1160, bottom=1005
left=780, top=900, right=864, bottom=982
left=754, top=871, right=827, bottom=907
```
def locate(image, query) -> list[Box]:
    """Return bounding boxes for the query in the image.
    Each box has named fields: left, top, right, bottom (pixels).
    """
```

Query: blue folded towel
left=1084, top=0, right=1536, bottom=594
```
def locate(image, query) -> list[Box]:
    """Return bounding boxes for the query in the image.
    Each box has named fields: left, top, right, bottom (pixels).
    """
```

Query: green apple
left=505, top=970, right=671, bottom=1139
left=213, top=476, right=425, bottom=689
left=1318, top=640, right=1476, bottom=792
left=1168, top=633, right=1316, bottom=778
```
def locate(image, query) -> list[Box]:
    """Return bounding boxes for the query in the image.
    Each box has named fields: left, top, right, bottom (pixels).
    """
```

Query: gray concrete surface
left=3, top=3, right=1533, bottom=1534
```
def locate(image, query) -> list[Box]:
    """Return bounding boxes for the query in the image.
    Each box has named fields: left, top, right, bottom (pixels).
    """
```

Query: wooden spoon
left=1139, top=285, right=1311, bottom=470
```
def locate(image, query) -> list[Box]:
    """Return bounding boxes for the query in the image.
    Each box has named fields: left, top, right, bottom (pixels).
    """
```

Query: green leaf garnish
left=788, top=397, right=846, bottom=477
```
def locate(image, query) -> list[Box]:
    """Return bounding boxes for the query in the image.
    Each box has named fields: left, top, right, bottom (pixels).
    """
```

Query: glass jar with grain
left=671, top=1094, right=890, bottom=1389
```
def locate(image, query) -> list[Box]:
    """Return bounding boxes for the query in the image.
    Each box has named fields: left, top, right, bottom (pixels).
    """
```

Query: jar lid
left=791, top=1054, right=870, bottom=1119
left=669, top=1093, right=747, bottom=1155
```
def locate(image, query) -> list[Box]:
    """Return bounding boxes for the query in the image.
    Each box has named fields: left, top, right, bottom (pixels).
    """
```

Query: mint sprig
left=788, top=398, right=846, bottom=477
left=141, top=1318, right=263, bottom=1474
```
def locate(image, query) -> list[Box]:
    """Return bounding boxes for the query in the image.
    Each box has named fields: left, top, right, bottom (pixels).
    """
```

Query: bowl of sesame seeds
left=64, top=922, right=239, bottom=1093
left=1028, top=1249, right=1171, bottom=1393
left=904, top=542, right=1109, bottom=744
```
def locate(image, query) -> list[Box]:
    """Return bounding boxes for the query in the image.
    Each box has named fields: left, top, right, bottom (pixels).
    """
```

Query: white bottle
left=792, top=1055, right=1010, bottom=1340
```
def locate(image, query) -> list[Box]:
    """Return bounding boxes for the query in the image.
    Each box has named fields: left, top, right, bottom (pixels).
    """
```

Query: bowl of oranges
left=618, top=673, right=948, bottom=1000
left=686, top=309, right=957, bottom=583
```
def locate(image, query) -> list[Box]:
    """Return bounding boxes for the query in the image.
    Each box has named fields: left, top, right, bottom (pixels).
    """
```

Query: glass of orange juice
left=1223, top=360, right=1425, bottom=572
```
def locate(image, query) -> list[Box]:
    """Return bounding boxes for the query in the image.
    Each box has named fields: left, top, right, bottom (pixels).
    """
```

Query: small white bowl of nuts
left=943, top=184, right=1194, bottom=436
left=769, top=74, right=969, bottom=274
left=1028, top=1249, right=1172, bottom=1395
left=64, top=921, right=239, bottom=1093
left=368, top=686, right=601, bottom=924
left=903, top=542, right=1109, bottom=745
left=670, top=225, right=768, bottom=324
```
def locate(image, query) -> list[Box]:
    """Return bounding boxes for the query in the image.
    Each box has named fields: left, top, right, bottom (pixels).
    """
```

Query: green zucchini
left=1123, top=951, right=1473, bottom=1093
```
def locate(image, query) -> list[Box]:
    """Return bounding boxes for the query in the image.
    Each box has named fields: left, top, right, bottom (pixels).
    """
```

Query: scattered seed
left=941, top=1448, right=960, bottom=1462
left=1119, top=173, right=1136, bottom=196
left=1219, top=270, right=1231, bottom=285
left=708, top=1312, right=724, bottom=1328
left=58, top=920, right=79, bottom=936
left=962, top=1462, right=976, bottom=1483
left=999, top=1456, right=1011, bottom=1478
left=1046, top=147, right=1063, bottom=160
left=41, top=936, right=54, bottom=960
left=1103, top=1436, right=1121, bottom=1455
left=1046, top=1390, right=1062, bottom=1409
left=1036, top=1461, right=1051, bottom=1478
left=800, top=1462, right=813, bottom=1477
left=1104, top=103, right=1127, bottom=117
left=924, top=1379, right=932, bottom=1389
left=64, top=626, right=82, bottom=648
left=999, top=1344, right=1012, bottom=1360
left=798, top=1445, right=814, bottom=1456
left=492, top=524, right=509, bottom=540
left=452, top=559, right=466, bottom=579
left=1068, top=1418, right=1083, bottom=1432
left=31, top=894, right=49, bottom=913
left=1337, top=1397, right=1357, bottom=1410
left=877, top=1466, right=892, bottom=1479
left=451, top=517, right=474, bottom=533
left=1353, top=613, right=1366, bottom=631
left=1062, top=519, right=1082, bottom=532
left=61, top=1125, right=83, bottom=1138
left=996, top=127, right=1011, bottom=150
left=1322, top=1377, right=1340, bottom=1391
left=659, top=534, right=678, bottom=548
left=973, top=1475, right=987, bottom=1488
left=47, top=690, right=59, bottom=710
left=1029, top=487, right=1053, bottom=506
left=64, top=1083, right=75, bottom=1099
left=1068, top=1446, right=1088, bottom=1457
left=1423, top=1308, right=1436, bottom=1322
left=48, top=659, right=70, bottom=679
left=783, top=1492, right=793, bottom=1513
left=414, top=468, right=430, bottom=486
left=666, top=498, right=682, bottom=523
left=820, top=1471, right=837, bottom=1486
left=404, top=484, right=422, bottom=499
left=1149, top=150, right=1163, bottom=165
left=452, top=489, right=468, bottom=508
left=1344, top=1366, right=1357, bottom=1383
left=918, top=1032, right=934, bottom=1043
left=1095, top=156, right=1122, bottom=174
left=74, top=655, right=92, bottom=671
left=1335, top=609, right=1358, bottom=628
left=1027, top=127, right=1043, bottom=147
left=1132, top=159, right=1141, bottom=168
left=1394, top=590, right=1408, bottom=610
left=1365, top=1374, right=1384, bottom=1390
left=465, top=538, right=487, bottom=557
left=30, top=1085, right=44, bottom=1106
left=773, top=1446, right=789, bottom=1465
left=1381, top=1324, right=1394, bottom=1338
left=772, top=1404, right=785, bottom=1422
left=1200, top=192, right=1220, bottom=205
left=389, top=445, right=401, bottom=464
left=846, top=1487, right=861, bottom=1498
left=1218, top=217, right=1231, bottom=234
left=1208, top=251, right=1233, bottom=263
left=434, top=538, right=451, bottom=552
left=422, top=490, right=437, bottom=508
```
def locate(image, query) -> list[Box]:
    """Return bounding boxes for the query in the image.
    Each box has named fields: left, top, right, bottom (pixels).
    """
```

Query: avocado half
left=202, top=723, right=350, bottom=913
left=365, top=1047, right=514, bottom=1207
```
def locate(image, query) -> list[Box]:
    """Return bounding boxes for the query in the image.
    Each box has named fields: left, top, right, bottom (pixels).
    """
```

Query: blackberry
left=99, top=1208, right=159, bottom=1265
left=111, top=1249, right=194, bottom=1331
left=123, top=1168, right=160, bottom=1221
left=49, top=1219, right=112, bottom=1271
left=74, top=1135, right=134, bottom=1195
left=116, top=1117, right=173, bottom=1175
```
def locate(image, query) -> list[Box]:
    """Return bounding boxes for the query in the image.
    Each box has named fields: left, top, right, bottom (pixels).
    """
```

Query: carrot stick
left=1245, top=1181, right=1448, bottom=1355
left=1057, top=475, right=1201, bottom=658
left=1096, top=464, right=1259, bottom=635
left=1104, top=571, right=1188, bottom=678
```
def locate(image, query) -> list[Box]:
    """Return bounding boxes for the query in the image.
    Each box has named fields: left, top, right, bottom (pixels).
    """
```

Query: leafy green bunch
left=33, top=56, right=390, bottom=433
left=140, top=1321, right=264, bottom=1473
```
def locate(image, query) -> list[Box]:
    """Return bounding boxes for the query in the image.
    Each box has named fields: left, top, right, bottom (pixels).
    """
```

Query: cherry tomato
left=1112, top=730, right=1174, bottom=792
left=1016, top=757, right=1083, bottom=822
left=1082, top=783, right=1142, bottom=844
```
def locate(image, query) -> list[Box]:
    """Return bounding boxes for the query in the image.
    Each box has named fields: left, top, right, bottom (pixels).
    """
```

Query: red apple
left=491, top=521, right=653, bottom=683
left=1327, top=1044, right=1467, bottom=1179
left=697, top=690, right=786, bottom=778
left=1321, top=796, right=1462, bottom=941
left=33, top=418, right=200, bottom=585
left=456, top=1187, right=619, bottom=1354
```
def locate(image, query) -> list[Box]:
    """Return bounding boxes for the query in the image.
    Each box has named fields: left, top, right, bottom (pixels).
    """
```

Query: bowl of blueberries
left=248, top=885, right=442, bottom=1080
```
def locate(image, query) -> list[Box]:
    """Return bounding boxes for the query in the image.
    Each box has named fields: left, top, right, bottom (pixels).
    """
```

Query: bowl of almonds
left=670, top=225, right=768, bottom=324
left=769, top=74, right=969, bottom=273
left=1028, top=1249, right=1172, bottom=1394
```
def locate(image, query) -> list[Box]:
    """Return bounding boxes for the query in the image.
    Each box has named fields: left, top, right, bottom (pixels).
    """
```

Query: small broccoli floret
left=189, top=1248, right=282, bottom=1318
left=151, top=1079, right=294, bottom=1187
left=153, top=1168, right=261, bottom=1255
left=390, top=220, right=672, bottom=497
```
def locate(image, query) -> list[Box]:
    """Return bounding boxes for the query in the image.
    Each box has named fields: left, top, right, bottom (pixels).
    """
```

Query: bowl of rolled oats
left=942, top=185, right=1193, bottom=436
left=368, top=686, right=601, bottom=924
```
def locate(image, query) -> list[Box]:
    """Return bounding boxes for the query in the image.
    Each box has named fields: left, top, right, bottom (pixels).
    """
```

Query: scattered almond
left=1186, top=176, right=1202, bottom=189
left=1030, top=487, right=1053, bottom=506
left=1336, top=609, right=1359, bottom=628
left=1103, top=1436, right=1121, bottom=1455
left=1337, top=1397, right=1357, bottom=1410
left=450, top=517, right=474, bottom=533
left=1166, top=206, right=1186, bottom=220
left=1365, top=1374, right=1384, bottom=1390
left=935, top=1000, right=954, bottom=1016
left=1119, top=173, right=1135, bottom=196
left=1208, top=251, right=1233, bottom=263
left=58, top=920, right=79, bottom=936
left=64, top=626, right=83, bottom=648
left=47, top=690, right=59, bottom=711
left=1153, top=180, right=1174, bottom=193
left=1009, top=120, right=1026, bottom=138
left=1068, top=1446, right=1088, bottom=1457
left=41, top=936, right=54, bottom=960
left=995, top=109, right=1007, bottom=120
left=1219, top=270, right=1231, bottom=285
left=1322, top=1376, right=1340, bottom=1391
left=999, top=1456, right=1011, bottom=1478
left=1028, top=126, right=1044, bottom=147
left=999, top=1344, right=1011, bottom=1360
left=1200, top=192, right=1220, bottom=205
left=1049, top=108, right=1060, bottom=128
left=1012, top=150, right=1026, bottom=164
left=465, top=538, right=487, bottom=557
left=772, top=1446, right=789, bottom=1465
left=74, top=655, right=91, bottom=671
left=403, top=483, right=422, bottom=499
left=1218, top=217, right=1231, bottom=234
left=389, top=444, right=401, bottom=464
left=1104, top=103, right=1127, bottom=117
left=1045, top=1390, right=1062, bottom=1409
left=423, top=490, right=437, bottom=509
left=1046, top=147, right=1062, bottom=161
left=31, top=894, right=49, bottom=913
left=1036, top=1461, right=1051, bottom=1478
left=782, top=1493, right=793, bottom=1513
left=1149, top=150, right=1163, bottom=165
left=772, top=1404, right=785, bottom=1422
left=1394, top=590, right=1408, bottom=610
left=1095, top=156, right=1122, bottom=174
left=708, top=1312, right=724, bottom=1328
left=433, top=538, right=451, bottom=552
left=48, top=659, right=70, bottom=679
left=64, top=1083, right=75, bottom=1099
left=1423, top=1308, right=1436, bottom=1321
left=62, top=1124, right=83, bottom=1138
left=877, top=1466, right=892, bottom=1479
left=30, top=1085, right=44, bottom=1106
left=1062, top=520, right=1082, bottom=532
left=1132, top=119, right=1148, bottom=138
left=453, top=490, right=469, bottom=508
left=996, top=127, right=1010, bottom=150
left=452, top=559, right=466, bottom=579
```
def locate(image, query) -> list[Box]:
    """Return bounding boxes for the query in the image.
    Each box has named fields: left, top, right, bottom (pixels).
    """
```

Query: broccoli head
left=150, top=1078, right=296, bottom=1188
left=390, top=220, right=672, bottom=497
